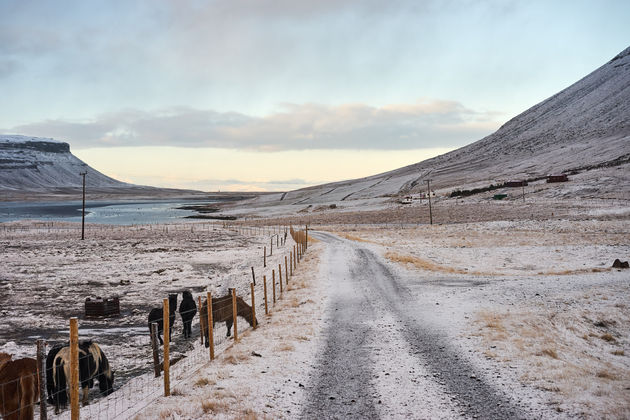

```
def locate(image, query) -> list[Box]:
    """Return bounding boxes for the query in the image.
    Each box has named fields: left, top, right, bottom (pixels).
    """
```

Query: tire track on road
left=303, top=232, right=527, bottom=419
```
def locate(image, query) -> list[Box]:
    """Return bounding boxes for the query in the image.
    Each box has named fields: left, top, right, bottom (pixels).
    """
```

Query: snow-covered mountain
left=0, top=135, right=129, bottom=192
left=253, top=46, right=630, bottom=207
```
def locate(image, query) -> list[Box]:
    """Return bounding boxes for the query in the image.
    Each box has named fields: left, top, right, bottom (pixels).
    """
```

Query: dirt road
left=301, top=231, right=533, bottom=419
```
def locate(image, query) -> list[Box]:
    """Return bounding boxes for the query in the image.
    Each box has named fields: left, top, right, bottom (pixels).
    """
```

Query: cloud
left=9, top=100, right=500, bottom=151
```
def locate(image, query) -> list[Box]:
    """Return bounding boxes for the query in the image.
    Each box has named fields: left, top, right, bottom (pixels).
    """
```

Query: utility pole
left=80, top=171, right=87, bottom=240
left=426, top=179, right=433, bottom=225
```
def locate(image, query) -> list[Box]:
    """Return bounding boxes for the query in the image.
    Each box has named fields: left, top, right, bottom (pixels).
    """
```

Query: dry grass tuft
left=477, top=311, right=506, bottom=332
left=596, top=370, right=618, bottom=380
left=195, top=377, right=214, bottom=387
left=170, top=388, right=184, bottom=396
left=201, top=400, right=230, bottom=414
left=611, top=349, right=625, bottom=356
left=223, top=354, right=239, bottom=365
left=275, top=342, right=295, bottom=352
left=540, top=348, right=559, bottom=359
left=338, top=233, right=377, bottom=243
left=601, top=333, right=616, bottom=342
left=239, top=409, right=259, bottom=420
left=385, top=251, right=472, bottom=274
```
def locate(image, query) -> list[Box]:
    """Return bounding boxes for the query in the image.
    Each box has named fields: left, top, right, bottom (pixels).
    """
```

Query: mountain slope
left=0, top=135, right=129, bottom=191
left=255, top=46, right=630, bottom=206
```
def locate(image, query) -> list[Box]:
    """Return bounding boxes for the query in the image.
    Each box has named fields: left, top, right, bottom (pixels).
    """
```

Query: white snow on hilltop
left=0, top=134, right=129, bottom=191
left=0, top=134, right=63, bottom=144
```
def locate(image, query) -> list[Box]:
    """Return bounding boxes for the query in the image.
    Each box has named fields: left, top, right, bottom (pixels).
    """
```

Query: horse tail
left=52, top=352, right=68, bottom=407
left=18, top=361, right=38, bottom=419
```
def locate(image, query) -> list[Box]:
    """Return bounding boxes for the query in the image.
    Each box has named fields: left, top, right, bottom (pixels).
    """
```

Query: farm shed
left=85, top=296, right=120, bottom=317
left=504, top=180, right=528, bottom=187
left=547, top=174, right=569, bottom=183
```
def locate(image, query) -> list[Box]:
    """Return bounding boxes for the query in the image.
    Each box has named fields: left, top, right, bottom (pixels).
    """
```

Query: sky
left=1, top=0, right=629, bottom=192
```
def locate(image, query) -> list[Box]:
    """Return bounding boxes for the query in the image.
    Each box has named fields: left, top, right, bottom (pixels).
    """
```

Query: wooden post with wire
left=272, top=270, right=276, bottom=303
left=150, top=323, right=161, bottom=377
left=206, top=292, right=214, bottom=360
left=285, top=256, right=289, bottom=284
left=264, top=246, right=266, bottom=267
left=80, top=171, right=86, bottom=240
left=250, top=282, right=257, bottom=329
left=270, top=237, right=273, bottom=256
left=263, top=275, right=268, bottom=315
left=69, top=317, right=79, bottom=420
left=294, top=246, right=297, bottom=268
left=290, top=251, right=293, bottom=276
left=37, top=339, right=47, bottom=420
left=251, top=266, right=256, bottom=285
left=231, top=288, right=238, bottom=341
left=197, top=296, right=204, bottom=345
left=162, top=298, right=170, bottom=396
left=279, top=264, right=283, bottom=294
left=426, top=179, right=433, bottom=225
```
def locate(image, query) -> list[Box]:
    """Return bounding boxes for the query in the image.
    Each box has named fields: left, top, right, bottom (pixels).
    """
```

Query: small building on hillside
left=547, top=174, right=569, bottom=183
left=504, top=180, right=528, bottom=187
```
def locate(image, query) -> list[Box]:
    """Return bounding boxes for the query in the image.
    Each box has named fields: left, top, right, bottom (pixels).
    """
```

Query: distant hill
left=0, top=135, right=207, bottom=200
left=0, top=135, right=130, bottom=191
left=253, top=46, right=630, bottom=207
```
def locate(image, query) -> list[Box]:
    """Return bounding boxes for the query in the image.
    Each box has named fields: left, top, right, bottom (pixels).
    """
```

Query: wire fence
left=0, top=223, right=310, bottom=420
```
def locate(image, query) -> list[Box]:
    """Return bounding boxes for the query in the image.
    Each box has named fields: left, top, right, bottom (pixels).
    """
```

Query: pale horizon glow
left=1, top=0, right=629, bottom=191
left=74, top=146, right=453, bottom=191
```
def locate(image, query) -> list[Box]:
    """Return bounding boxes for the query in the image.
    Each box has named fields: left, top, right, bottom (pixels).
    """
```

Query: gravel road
left=301, top=231, right=533, bottom=419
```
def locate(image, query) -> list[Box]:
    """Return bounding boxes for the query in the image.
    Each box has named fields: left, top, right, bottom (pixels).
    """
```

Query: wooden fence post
left=69, top=318, right=79, bottom=420
left=279, top=264, right=283, bottom=294
left=231, top=288, right=238, bottom=341
left=251, top=266, right=256, bottom=285
left=37, top=339, right=47, bottom=420
left=293, top=246, right=297, bottom=268
left=263, top=275, right=268, bottom=315
left=264, top=246, right=266, bottom=267
left=285, top=256, right=289, bottom=284
left=272, top=270, right=276, bottom=304
left=163, top=298, right=170, bottom=397
left=250, top=283, right=257, bottom=329
left=290, top=251, right=293, bottom=277
left=197, top=296, right=204, bottom=345
left=306, top=225, right=308, bottom=250
left=270, top=237, right=273, bottom=256
left=150, top=323, right=161, bottom=377
left=207, top=292, right=214, bottom=360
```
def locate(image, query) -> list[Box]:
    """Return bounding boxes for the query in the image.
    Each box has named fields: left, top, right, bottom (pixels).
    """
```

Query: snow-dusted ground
left=1, top=195, right=629, bottom=419
left=0, top=221, right=305, bottom=418
left=323, top=218, right=630, bottom=418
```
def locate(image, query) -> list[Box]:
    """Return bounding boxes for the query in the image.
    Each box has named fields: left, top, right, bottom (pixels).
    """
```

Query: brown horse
left=0, top=352, right=39, bottom=420
left=199, top=294, right=256, bottom=347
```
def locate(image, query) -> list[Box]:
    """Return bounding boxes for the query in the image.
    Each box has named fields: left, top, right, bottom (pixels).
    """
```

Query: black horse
left=179, top=291, right=197, bottom=339
left=47, top=341, right=114, bottom=414
left=148, top=293, right=178, bottom=345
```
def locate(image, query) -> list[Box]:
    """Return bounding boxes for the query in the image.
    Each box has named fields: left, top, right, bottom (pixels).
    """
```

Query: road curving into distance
left=301, top=231, right=532, bottom=420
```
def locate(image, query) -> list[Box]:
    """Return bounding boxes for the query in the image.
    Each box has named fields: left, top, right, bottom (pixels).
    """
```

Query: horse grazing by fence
left=148, top=293, right=178, bottom=345
left=199, top=293, right=256, bottom=347
left=47, top=341, right=114, bottom=414
left=179, top=291, right=197, bottom=339
left=0, top=352, right=39, bottom=420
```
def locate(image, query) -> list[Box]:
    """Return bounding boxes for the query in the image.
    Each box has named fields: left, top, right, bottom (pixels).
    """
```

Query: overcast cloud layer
left=6, top=100, right=498, bottom=150
left=1, top=0, right=629, bottom=190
